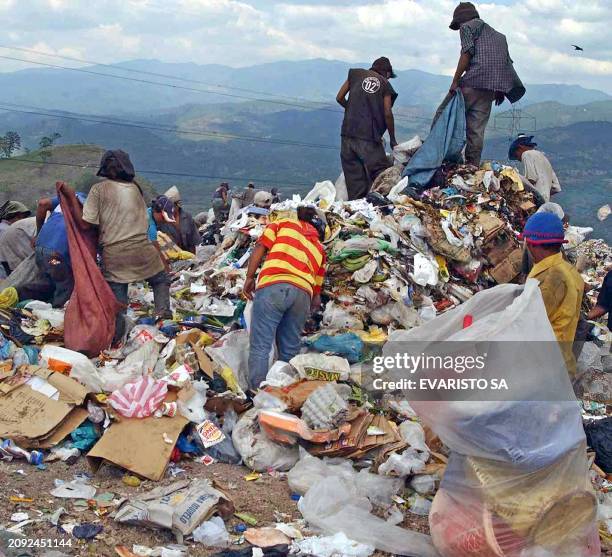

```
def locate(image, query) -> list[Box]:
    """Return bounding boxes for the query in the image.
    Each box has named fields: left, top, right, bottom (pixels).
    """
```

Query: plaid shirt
left=459, top=19, right=525, bottom=103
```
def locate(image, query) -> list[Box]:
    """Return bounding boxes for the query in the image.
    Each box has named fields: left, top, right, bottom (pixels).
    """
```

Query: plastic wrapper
left=322, top=301, right=364, bottom=330
left=232, top=408, right=299, bottom=471
left=192, top=516, right=230, bottom=547
left=291, top=532, right=374, bottom=557
left=290, top=353, right=350, bottom=382
left=262, top=360, right=299, bottom=387
left=40, top=345, right=104, bottom=393
left=108, top=376, right=168, bottom=419
left=206, top=330, right=251, bottom=392
left=384, top=280, right=599, bottom=556
left=288, top=453, right=401, bottom=507
left=298, top=476, right=439, bottom=556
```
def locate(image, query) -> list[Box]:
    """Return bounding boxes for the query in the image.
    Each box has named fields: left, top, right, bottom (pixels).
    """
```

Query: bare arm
left=243, top=243, right=268, bottom=300
left=384, top=95, right=397, bottom=148
left=336, top=80, right=350, bottom=109
left=450, top=52, right=471, bottom=92
left=35, top=197, right=53, bottom=235
left=56, top=181, right=94, bottom=231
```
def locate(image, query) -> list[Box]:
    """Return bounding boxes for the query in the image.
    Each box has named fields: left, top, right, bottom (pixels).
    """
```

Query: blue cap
left=519, top=212, right=567, bottom=245
left=508, top=135, right=537, bottom=160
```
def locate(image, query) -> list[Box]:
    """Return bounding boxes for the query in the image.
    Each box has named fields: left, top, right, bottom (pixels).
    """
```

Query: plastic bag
left=399, top=420, right=429, bottom=453
left=291, top=532, right=374, bottom=557
left=298, top=476, right=439, bottom=556
left=393, top=136, right=423, bottom=165
left=303, top=181, right=336, bottom=207
left=232, top=408, right=299, bottom=471
left=288, top=453, right=402, bottom=507
left=40, top=345, right=104, bottom=393
left=263, top=361, right=299, bottom=388
left=378, top=449, right=426, bottom=477
left=178, top=381, right=209, bottom=423
left=192, top=516, right=230, bottom=547
left=206, top=330, right=250, bottom=393
left=384, top=280, right=599, bottom=556
left=108, top=376, right=168, bottom=418
left=322, top=301, right=364, bottom=330
left=290, top=353, right=350, bottom=382
left=309, top=333, right=364, bottom=364
left=334, top=173, right=349, bottom=202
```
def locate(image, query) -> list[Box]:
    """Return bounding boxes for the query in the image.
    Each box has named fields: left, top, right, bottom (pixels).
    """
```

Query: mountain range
left=0, top=58, right=610, bottom=241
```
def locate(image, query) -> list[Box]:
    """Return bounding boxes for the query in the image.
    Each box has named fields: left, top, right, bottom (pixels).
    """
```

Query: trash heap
left=0, top=152, right=610, bottom=556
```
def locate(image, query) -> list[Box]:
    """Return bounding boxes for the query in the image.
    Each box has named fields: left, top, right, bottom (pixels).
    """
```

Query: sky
left=0, top=0, right=611, bottom=93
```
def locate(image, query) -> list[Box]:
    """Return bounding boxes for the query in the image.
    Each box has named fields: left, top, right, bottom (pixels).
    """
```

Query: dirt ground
left=0, top=457, right=429, bottom=557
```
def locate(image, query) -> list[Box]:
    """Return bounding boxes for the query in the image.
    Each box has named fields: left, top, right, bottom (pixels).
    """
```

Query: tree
left=39, top=132, right=61, bottom=150
left=0, top=131, right=21, bottom=158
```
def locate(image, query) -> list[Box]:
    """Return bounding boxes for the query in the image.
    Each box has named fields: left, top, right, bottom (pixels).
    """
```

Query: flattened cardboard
left=0, top=385, right=74, bottom=445
left=36, top=407, right=89, bottom=449
left=175, top=330, right=216, bottom=378
left=33, top=367, right=89, bottom=404
left=87, top=415, right=188, bottom=481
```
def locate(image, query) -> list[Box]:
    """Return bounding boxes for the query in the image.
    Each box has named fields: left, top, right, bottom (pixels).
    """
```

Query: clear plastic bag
left=384, top=280, right=599, bottom=556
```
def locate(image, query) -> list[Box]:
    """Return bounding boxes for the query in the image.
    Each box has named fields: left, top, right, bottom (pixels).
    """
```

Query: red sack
left=58, top=182, right=122, bottom=356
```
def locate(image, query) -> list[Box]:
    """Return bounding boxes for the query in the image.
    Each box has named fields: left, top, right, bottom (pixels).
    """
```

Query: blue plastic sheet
left=309, top=333, right=364, bottom=364
left=402, top=91, right=466, bottom=189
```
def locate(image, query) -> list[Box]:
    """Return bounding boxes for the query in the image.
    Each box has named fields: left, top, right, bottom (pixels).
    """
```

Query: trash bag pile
left=0, top=153, right=610, bottom=556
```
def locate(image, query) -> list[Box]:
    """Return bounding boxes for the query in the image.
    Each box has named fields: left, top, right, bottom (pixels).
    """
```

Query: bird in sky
left=572, top=45, right=584, bottom=51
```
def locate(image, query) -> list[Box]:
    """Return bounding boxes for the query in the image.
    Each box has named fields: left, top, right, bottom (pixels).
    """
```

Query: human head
left=96, top=150, right=135, bottom=181
left=449, top=2, right=479, bottom=30
left=520, top=212, right=567, bottom=263
left=247, top=183, right=254, bottom=189
left=164, top=186, right=181, bottom=206
left=253, top=191, right=273, bottom=209
left=271, top=188, right=278, bottom=196
left=151, top=195, right=177, bottom=224
left=0, top=201, right=31, bottom=223
left=297, top=206, right=326, bottom=242
left=508, top=135, right=537, bottom=161
left=370, top=57, right=396, bottom=79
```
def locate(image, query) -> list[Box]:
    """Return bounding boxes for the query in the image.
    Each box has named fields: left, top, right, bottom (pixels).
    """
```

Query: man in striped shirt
left=243, top=206, right=326, bottom=389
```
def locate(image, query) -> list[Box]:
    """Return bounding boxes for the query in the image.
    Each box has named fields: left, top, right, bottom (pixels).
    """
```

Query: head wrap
left=519, top=212, right=567, bottom=245
left=449, top=2, right=480, bottom=30
left=96, top=150, right=135, bottom=181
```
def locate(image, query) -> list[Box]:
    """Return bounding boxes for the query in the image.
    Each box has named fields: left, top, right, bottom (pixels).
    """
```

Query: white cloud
left=0, top=0, right=609, bottom=93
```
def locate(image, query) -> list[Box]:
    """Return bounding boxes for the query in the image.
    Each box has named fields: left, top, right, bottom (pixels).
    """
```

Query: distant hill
left=0, top=145, right=157, bottom=209
left=0, top=58, right=608, bottom=115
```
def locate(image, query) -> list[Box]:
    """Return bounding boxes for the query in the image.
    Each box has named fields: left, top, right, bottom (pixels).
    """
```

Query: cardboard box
left=0, top=366, right=90, bottom=447
left=87, top=414, right=188, bottom=481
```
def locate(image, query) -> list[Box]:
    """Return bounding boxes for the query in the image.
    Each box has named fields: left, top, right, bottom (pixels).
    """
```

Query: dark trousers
left=108, top=270, right=171, bottom=341
left=34, top=246, right=74, bottom=308
left=432, top=87, right=495, bottom=166
left=341, top=136, right=391, bottom=200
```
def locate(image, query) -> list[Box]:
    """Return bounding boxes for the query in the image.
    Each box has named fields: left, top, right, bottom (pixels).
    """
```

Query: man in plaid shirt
left=438, top=2, right=525, bottom=166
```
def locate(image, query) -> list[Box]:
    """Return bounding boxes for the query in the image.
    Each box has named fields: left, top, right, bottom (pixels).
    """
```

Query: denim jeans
left=248, top=283, right=310, bottom=389
left=108, top=270, right=171, bottom=342
left=34, top=246, right=74, bottom=308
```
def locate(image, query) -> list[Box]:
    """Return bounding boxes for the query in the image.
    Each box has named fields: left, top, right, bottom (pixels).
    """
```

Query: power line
left=0, top=102, right=339, bottom=150
left=4, top=157, right=313, bottom=187
left=0, top=53, right=432, bottom=124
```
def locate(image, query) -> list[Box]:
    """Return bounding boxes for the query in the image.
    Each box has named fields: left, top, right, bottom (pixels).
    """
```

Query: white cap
left=254, top=191, right=273, bottom=208
left=164, top=185, right=181, bottom=203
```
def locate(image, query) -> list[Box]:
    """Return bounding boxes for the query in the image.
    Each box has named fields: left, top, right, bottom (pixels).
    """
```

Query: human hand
left=449, top=81, right=459, bottom=95
left=494, top=92, right=505, bottom=106
left=310, top=294, right=322, bottom=313
left=243, top=277, right=256, bottom=300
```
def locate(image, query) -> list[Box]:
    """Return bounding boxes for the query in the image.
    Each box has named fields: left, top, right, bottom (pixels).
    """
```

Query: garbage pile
left=0, top=151, right=610, bottom=556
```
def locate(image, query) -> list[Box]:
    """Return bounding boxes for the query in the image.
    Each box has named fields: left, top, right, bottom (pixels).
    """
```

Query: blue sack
left=309, top=333, right=364, bottom=364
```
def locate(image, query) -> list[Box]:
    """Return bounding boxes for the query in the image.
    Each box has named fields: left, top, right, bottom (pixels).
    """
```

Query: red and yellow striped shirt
left=256, top=219, right=326, bottom=297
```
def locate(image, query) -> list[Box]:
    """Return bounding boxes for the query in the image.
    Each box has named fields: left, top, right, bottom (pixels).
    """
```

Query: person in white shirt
left=509, top=135, right=561, bottom=203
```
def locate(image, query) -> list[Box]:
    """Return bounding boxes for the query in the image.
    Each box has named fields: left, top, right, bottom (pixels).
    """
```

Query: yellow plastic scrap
left=220, top=366, right=241, bottom=394
left=157, top=231, right=195, bottom=260
left=0, top=287, right=18, bottom=309
left=500, top=167, right=524, bottom=191
left=358, top=326, right=388, bottom=345
left=196, top=331, right=214, bottom=348
left=435, top=255, right=450, bottom=282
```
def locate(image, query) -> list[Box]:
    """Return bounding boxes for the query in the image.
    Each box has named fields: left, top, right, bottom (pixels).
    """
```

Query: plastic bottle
left=1, top=439, right=44, bottom=465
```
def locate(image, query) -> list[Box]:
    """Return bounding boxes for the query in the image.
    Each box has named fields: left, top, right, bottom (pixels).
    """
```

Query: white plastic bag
left=399, top=420, right=429, bottom=453
left=290, top=353, right=350, bottom=382
left=263, top=361, right=299, bottom=387
left=322, top=301, right=364, bottom=330
left=206, top=330, right=250, bottom=392
left=192, top=516, right=230, bottom=547
left=303, top=181, right=336, bottom=207
left=177, top=381, right=209, bottom=423
left=334, top=173, right=349, bottom=202
left=298, top=477, right=439, bottom=556
left=40, top=345, right=104, bottom=393
left=378, top=449, right=426, bottom=477
left=392, top=136, right=422, bottom=165
left=232, top=408, right=299, bottom=471
left=291, top=532, right=374, bottom=557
